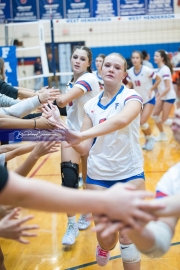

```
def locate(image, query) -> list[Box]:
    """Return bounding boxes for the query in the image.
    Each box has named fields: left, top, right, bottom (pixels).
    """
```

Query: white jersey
left=156, top=162, right=180, bottom=198
left=143, top=60, right=154, bottom=69
left=93, top=71, right=104, bottom=91
left=156, top=65, right=176, bottom=100
left=127, top=65, right=156, bottom=104
left=84, top=85, right=144, bottom=181
left=66, top=72, right=99, bottom=131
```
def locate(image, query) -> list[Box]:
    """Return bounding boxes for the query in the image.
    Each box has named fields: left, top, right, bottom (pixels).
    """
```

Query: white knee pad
left=120, top=243, right=141, bottom=264
left=142, top=221, right=173, bottom=258
left=152, top=115, right=161, bottom=123
left=140, top=123, right=149, bottom=130
left=176, top=97, right=180, bottom=103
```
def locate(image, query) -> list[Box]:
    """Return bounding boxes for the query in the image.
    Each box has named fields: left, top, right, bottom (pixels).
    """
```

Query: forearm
left=81, top=118, right=125, bottom=140
left=0, top=118, right=34, bottom=129
left=5, top=143, right=36, bottom=162
left=15, top=153, right=38, bottom=177
left=160, top=88, right=170, bottom=98
left=1, top=172, right=105, bottom=214
left=56, top=95, right=68, bottom=108
left=72, top=143, right=89, bottom=156
left=152, top=195, right=180, bottom=217
left=0, top=144, right=22, bottom=154
left=18, top=89, right=35, bottom=99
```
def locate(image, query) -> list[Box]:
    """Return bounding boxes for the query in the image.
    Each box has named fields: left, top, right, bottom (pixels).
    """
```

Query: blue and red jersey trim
left=156, top=190, right=168, bottom=198
left=124, top=95, right=143, bottom=104
left=75, top=80, right=92, bottom=91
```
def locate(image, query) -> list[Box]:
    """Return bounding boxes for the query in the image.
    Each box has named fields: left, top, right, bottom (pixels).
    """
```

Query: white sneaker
left=155, top=133, right=168, bottom=142
left=78, top=214, right=91, bottom=230
left=62, top=223, right=79, bottom=245
left=142, top=137, right=155, bottom=151
left=96, top=245, right=110, bottom=266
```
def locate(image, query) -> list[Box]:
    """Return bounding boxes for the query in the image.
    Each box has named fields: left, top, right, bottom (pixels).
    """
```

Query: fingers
left=101, top=222, right=124, bottom=238
left=15, top=215, right=34, bottom=226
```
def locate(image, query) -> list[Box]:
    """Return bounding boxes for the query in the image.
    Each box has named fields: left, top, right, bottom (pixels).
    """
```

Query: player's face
left=172, top=108, right=180, bottom=144
left=131, top=53, right=141, bottom=66
left=71, top=49, right=90, bottom=74
left=95, top=57, right=104, bottom=71
left=101, top=55, right=126, bottom=84
left=154, top=52, right=162, bottom=64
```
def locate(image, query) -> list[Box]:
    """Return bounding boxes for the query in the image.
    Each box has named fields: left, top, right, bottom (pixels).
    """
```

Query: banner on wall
left=0, top=46, right=18, bottom=86
left=0, top=0, right=11, bottom=23
left=147, top=0, right=174, bottom=14
left=119, top=0, right=146, bottom=16
left=12, top=0, right=38, bottom=22
left=93, top=0, right=118, bottom=17
left=39, top=0, right=64, bottom=19
left=65, top=0, right=91, bottom=19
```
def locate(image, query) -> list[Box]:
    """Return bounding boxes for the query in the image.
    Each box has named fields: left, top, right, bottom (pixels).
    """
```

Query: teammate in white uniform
left=91, top=108, right=180, bottom=260
left=152, top=50, right=176, bottom=141
left=127, top=51, right=161, bottom=150
left=56, top=53, right=145, bottom=270
left=93, top=54, right=106, bottom=91
left=55, top=46, right=100, bottom=246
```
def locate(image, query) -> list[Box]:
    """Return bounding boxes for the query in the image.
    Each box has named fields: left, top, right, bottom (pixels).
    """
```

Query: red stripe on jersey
left=150, top=72, right=154, bottom=78
left=162, top=74, right=170, bottom=78
left=75, top=80, right=92, bottom=91
left=124, top=95, right=143, bottom=104
left=156, top=190, right=168, bottom=198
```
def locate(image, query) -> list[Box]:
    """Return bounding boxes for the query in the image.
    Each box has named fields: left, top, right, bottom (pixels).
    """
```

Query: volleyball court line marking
left=29, top=154, right=51, bottom=178
left=65, top=242, right=180, bottom=269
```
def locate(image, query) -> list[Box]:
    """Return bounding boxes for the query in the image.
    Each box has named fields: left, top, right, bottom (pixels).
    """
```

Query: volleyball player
left=51, top=53, right=146, bottom=270
left=127, top=51, right=161, bottom=150
left=55, top=46, right=100, bottom=245
left=93, top=54, right=106, bottom=91
left=152, top=50, right=176, bottom=141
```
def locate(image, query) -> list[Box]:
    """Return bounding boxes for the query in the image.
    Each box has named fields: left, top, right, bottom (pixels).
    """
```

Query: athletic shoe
left=96, top=245, right=110, bottom=266
left=78, top=177, right=84, bottom=188
left=164, top=118, right=173, bottom=126
left=62, top=223, right=79, bottom=245
left=142, top=137, right=155, bottom=151
left=155, top=133, right=168, bottom=142
left=78, top=214, right=91, bottom=230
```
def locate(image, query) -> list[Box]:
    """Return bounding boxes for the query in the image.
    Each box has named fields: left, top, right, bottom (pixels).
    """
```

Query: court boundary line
left=29, top=154, right=51, bottom=178
left=65, top=242, right=180, bottom=270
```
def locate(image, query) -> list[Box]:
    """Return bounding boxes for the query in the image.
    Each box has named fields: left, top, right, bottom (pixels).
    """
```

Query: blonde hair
left=103, top=53, right=127, bottom=72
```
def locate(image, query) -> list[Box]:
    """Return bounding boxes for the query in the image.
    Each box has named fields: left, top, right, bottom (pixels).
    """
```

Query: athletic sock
left=68, top=216, right=76, bottom=224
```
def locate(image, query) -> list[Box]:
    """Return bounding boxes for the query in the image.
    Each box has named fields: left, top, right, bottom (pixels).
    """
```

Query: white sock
left=68, top=216, right=76, bottom=224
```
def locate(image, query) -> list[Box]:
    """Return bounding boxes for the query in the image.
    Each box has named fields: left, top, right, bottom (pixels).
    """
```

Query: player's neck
left=103, top=83, right=122, bottom=98
left=73, top=71, right=87, bottom=82
left=134, top=65, right=142, bottom=73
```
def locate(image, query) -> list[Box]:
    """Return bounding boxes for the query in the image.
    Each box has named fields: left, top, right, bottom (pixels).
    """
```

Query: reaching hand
left=38, top=88, right=60, bottom=104
left=101, top=183, right=165, bottom=230
left=55, top=128, right=82, bottom=147
left=0, top=205, right=20, bottom=219
left=0, top=208, right=39, bottom=244
left=32, top=141, right=60, bottom=158
left=42, top=102, right=61, bottom=123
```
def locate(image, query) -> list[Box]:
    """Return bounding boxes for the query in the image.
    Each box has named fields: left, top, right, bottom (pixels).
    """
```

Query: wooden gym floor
left=1, top=120, right=180, bottom=270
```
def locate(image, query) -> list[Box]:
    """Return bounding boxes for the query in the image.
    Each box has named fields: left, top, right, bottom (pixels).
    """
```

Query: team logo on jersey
left=20, top=0, right=27, bottom=4
left=115, top=103, right=119, bottom=110
left=69, top=101, right=73, bottom=106
left=91, top=110, right=95, bottom=113
left=99, top=118, right=106, bottom=124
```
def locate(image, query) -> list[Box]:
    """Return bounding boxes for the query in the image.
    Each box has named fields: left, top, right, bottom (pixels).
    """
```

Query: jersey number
left=135, top=80, right=141, bottom=86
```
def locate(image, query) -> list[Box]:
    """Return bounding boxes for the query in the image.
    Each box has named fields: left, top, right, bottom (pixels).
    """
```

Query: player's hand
left=0, top=208, right=39, bottom=244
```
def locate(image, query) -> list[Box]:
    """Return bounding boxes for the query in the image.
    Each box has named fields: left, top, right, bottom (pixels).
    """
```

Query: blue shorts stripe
left=86, top=172, right=145, bottom=188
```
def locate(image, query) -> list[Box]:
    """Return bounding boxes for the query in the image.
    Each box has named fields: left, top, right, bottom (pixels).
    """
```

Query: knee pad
left=152, top=115, right=161, bottom=123
left=140, top=123, right=149, bottom=130
left=61, top=161, right=79, bottom=189
left=120, top=243, right=141, bottom=264
left=176, top=97, right=180, bottom=103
